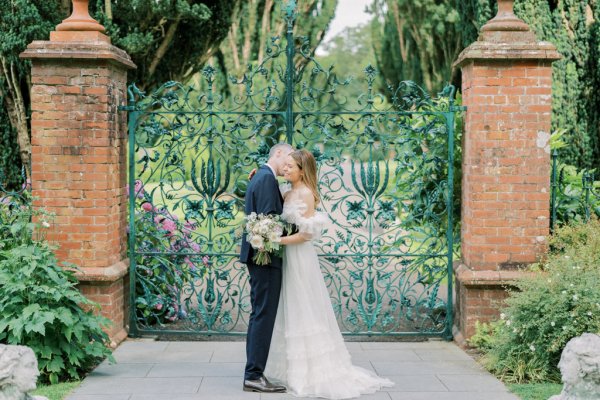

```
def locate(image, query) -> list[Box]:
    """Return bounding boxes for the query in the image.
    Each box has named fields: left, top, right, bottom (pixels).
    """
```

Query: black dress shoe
left=243, top=375, right=286, bottom=393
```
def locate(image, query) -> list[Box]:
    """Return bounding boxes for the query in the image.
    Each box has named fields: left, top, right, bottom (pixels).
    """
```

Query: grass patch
left=508, top=383, right=562, bottom=400
left=32, top=381, right=81, bottom=400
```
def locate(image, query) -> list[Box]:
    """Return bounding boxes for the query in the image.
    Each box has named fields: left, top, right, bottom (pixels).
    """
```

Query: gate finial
left=480, top=0, right=530, bottom=37
left=51, top=0, right=109, bottom=42
left=56, top=0, right=105, bottom=33
left=283, top=0, right=297, bottom=26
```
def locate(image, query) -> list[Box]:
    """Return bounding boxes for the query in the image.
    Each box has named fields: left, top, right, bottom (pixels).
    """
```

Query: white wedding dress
left=264, top=198, right=394, bottom=399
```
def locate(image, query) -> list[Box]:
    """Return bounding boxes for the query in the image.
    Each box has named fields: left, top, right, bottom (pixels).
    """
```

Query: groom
left=240, top=143, right=293, bottom=393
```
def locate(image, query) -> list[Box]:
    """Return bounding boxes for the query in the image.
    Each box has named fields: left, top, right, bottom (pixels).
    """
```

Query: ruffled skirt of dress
left=264, top=241, right=394, bottom=399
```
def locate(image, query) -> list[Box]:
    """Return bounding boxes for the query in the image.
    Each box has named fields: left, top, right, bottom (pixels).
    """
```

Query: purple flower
left=134, top=180, right=145, bottom=199
left=190, top=242, right=201, bottom=253
left=21, top=178, right=31, bottom=191
left=184, top=221, right=197, bottom=231
left=125, top=180, right=145, bottom=199
left=202, top=256, right=210, bottom=267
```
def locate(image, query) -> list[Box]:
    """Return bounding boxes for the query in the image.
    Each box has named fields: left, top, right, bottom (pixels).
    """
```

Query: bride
left=264, top=149, right=394, bottom=399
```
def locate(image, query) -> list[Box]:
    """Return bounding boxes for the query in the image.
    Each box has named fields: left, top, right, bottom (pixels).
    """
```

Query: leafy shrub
left=471, top=219, right=600, bottom=383
left=467, top=320, right=502, bottom=352
left=0, top=195, right=114, bottom=384
left=552, top=163, right=600, bottom=225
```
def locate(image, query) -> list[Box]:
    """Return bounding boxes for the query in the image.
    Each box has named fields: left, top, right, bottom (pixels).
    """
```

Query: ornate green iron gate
left=123, top=2, right=460, bottom=338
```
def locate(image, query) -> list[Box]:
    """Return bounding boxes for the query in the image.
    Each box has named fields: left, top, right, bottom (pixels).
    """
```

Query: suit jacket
left=239, top=165, right=284, bottom=268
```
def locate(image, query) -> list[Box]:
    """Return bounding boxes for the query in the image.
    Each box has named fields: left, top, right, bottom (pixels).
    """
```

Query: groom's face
left=272, top=148, right=293, bottom=176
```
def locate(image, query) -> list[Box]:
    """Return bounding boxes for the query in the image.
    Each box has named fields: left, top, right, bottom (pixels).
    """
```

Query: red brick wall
left=21, top=39, right=134, bottom=343
left=461, top=60, right=552, bottom=271
left=78, top=274, right=129, bottom=341
left=30, top=60, right=128, bottom=268
left=455, top=281, right=511, bottom=339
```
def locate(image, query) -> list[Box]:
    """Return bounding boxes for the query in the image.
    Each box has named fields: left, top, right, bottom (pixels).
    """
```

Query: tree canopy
left=92, top=0, right=240, bottom=89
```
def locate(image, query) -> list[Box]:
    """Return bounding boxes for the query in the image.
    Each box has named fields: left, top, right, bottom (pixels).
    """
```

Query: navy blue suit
left=240, top=165, right=283, bottom=380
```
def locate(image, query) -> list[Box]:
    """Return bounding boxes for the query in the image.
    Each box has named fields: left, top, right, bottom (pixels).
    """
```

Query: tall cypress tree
left=371, top=0, right=464, bottom=93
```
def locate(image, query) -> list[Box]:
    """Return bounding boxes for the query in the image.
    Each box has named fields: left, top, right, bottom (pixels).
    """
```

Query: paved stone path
left=66, top=339, right=519, bottom=400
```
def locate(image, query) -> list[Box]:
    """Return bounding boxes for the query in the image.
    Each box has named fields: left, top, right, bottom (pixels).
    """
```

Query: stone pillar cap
left=19, top=40, right=136, bottom=70
left=454, top=0, right=561, bottom=67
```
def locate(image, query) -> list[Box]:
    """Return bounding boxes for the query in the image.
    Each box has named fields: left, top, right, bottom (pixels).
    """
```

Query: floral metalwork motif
left=123, top=1, right=460, bottom=338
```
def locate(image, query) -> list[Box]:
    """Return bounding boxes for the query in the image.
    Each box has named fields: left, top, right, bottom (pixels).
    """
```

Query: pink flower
left=162, top=219, right=177, bottom=234
left=155, top=303, right=163, bottom=311
left=141, top=202, right=153, bottom=212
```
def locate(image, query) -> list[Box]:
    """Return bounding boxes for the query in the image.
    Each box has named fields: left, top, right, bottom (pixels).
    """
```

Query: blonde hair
left=289, top=149, right=320, bottom=205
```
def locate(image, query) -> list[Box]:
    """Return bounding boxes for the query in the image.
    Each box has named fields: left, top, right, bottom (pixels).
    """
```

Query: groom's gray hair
left=268, top=143, right=294, bottom=159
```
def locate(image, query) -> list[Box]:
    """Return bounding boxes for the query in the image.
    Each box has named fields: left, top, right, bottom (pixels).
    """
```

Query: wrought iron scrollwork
left=126, top=1, right=458, bottom=337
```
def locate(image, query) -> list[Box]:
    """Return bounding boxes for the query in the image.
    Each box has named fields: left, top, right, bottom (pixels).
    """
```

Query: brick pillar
left=20, top=2, right=135, bottom=345
left=452, top=0, right=560, bottom=343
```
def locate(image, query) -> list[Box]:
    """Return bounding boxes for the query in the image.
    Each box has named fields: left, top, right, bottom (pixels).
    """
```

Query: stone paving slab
left=66, top=339, right=519, bottom=400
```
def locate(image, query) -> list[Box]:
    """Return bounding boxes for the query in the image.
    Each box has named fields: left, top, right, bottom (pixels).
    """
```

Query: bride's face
left=283, top=155, right=302, bottom=184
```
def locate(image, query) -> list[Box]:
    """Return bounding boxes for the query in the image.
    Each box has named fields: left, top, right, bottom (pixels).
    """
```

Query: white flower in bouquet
left=268, top=231, right=281, bottom=243
left=258, top=224, right=270, bottom=235
left=249, top=235, right=264, bottom=249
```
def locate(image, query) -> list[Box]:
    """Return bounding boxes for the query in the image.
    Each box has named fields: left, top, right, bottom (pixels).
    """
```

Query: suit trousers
left=244, top=263, right=282, bottom=380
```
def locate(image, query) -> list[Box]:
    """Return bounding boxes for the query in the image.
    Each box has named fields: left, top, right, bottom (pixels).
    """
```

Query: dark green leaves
left=0, top=203, right=113, bottom=383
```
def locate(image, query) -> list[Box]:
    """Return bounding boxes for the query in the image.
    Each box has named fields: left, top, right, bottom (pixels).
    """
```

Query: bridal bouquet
left=245, top=213, right=285, bottom=265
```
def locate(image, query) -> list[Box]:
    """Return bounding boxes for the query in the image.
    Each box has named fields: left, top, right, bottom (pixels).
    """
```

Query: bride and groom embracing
left=240, top=143, right=393, bottom=399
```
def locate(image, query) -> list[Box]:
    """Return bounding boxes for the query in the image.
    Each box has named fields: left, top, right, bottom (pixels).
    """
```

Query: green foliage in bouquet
left=0, top=195, right=114, bottom=384
left=470, top=219, right=600, bottom=383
